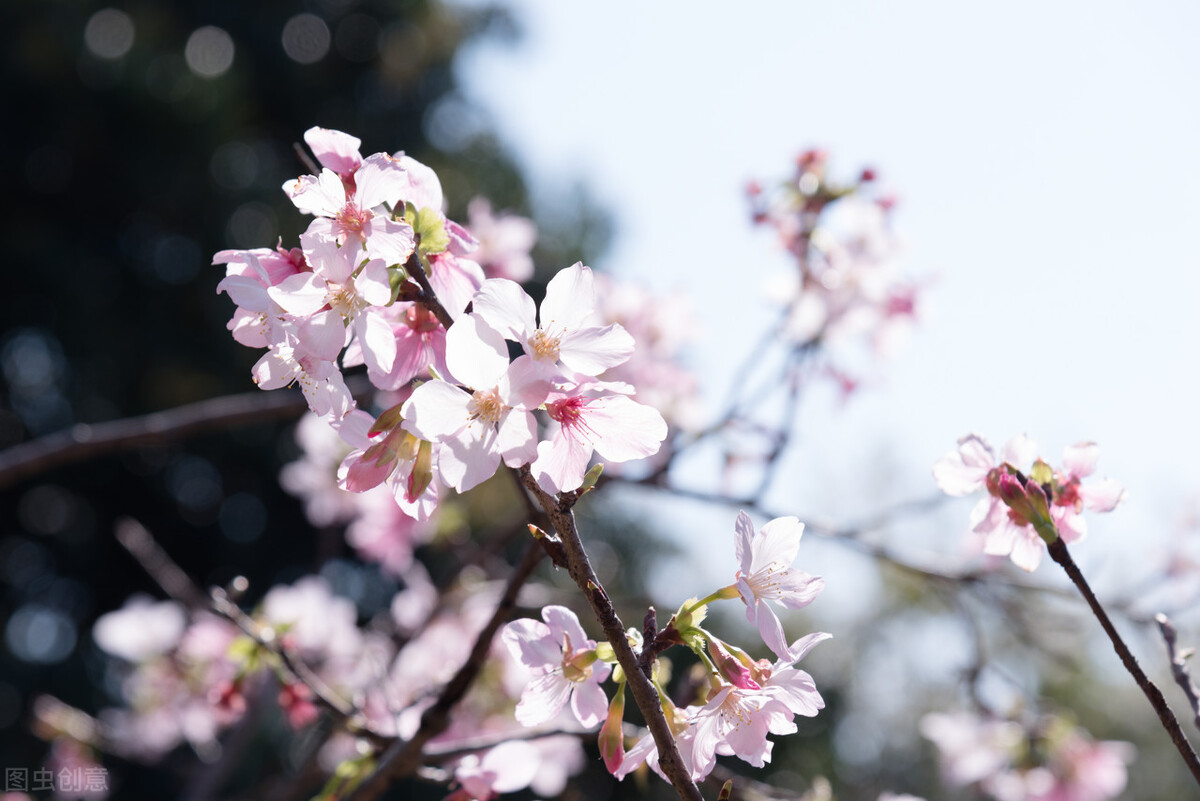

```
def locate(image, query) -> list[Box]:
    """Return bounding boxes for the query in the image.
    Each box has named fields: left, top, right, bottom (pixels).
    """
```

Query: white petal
left=558, top=324, right=635, bottom=376
left=473, top=278, right=537, bottom=341
left=400, top=380, right=469, bottom=440
left=445, top=314, right=508, bottom=390
left=584, top=395, right=667, bottom=463
left=358, top=312, right=397, bottom=374
left=541, top=262, right=598, bottom=331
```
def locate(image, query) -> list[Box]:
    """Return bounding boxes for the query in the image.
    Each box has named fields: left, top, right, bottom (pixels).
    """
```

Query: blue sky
left=450, top=0, right=1200, bottom=597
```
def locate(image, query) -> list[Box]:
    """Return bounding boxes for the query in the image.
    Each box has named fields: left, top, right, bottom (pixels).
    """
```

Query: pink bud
left=598, top=686, right=626, bottom=775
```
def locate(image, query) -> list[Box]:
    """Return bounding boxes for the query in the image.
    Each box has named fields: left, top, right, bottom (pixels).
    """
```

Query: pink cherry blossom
left=472, top=262, right=635, bottom=378
left=500, top=605, right=612, bottom=729
left=285, top=152, right=415, bottom=266
left=401, top=314, right=548, bottom=492
left=465, top=197, right=537, bottom=282
left=93, top=595, right=186, bottom=663
left=268, top=233, right=397, bottom=375
left=530, top=385, right=668, bottom=494
left=303, top=126, right=362, bottom=182
left=1049, top=442, right=1127, bottom=543
left=214, top=245, right=304, bottom=348
left=732, top=512, right=825, bottom=660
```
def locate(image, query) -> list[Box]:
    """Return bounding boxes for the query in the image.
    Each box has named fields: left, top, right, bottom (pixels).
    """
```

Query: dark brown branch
left=404, top=251, right=455, bottom=330
left=348, top=540, right=545, bottom=801
left=1157, top=613, right=1200, bottom=731
left=516, top=466, right=705, bottom=801
left=1047, top=538, right=1200, bottom=786
left=0, top=374, right=373, bottom=489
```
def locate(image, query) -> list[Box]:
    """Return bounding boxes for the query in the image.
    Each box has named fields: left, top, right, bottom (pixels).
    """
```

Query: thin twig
left=114, top=518, right=210, bottom=611
left=1047, top=538, right=1200, bottom=786
left=348, top=540, right=545, bottom=801
left=209, top=585, right=391, bottom=747
left=1156, top=613, right=1200, bottom=731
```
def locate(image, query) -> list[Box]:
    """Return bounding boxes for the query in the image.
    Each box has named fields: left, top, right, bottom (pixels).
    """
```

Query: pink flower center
left=547, top=395, right=587, bottom=428
left=335, top=202, right=373, bottom=239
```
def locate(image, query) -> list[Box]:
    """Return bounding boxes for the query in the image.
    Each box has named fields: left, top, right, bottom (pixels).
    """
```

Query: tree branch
left=516, top=465, right=705, bottom=801
left=1047, top=538, right=1200, bottom=786
left=348, top=540, right=544, bottom=801
left=1157, top=613, right=1200, bottom=731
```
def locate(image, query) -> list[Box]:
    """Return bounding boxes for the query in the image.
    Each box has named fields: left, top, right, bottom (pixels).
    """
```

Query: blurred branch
left=115, top=517, right=210, bottom=611
left=0, top=375, right=373, bottom=489
left=1157, top=613, right=1200, bottom=730
left=349, top=540, right=544, bottom=801
left=209, top=582, right=391, bottom=747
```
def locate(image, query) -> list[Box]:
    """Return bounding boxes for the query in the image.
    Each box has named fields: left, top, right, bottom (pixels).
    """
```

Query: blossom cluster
left=501, top=512, right=828, bottom=785
left=921, top=710, right=1134, bottom=801
left=215, top=127, right=673, bottom=534
left=91, top=576, right=587, bottom=799
left=748, top=149, right=920, bottom=387
left=934, top=434, right=1126, bottom=571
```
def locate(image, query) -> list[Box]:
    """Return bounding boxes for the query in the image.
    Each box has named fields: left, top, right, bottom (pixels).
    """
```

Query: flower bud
left=598, top=684, right=626, bottom=775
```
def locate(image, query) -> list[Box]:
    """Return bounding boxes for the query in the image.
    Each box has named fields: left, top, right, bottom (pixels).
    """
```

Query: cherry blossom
left=731, top=512, right=825, bottom=660
left=500, top=605, right=612, bottom=729
left=284, top=152, right=415, bottom=266
left=401, top=314, right=548, bottom=492
left=465, top=197, right=537, bottom=282
left=472, top=262, right=634, bottom=379
left=530, top=384, right=668, bottom=494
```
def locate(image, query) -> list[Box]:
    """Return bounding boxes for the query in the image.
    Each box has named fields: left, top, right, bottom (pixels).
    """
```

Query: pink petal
left=363, top=217, right=415, bottom=266
left=269, top=273, right=329, bottom=317
left=542, top=605, right=589, bottom=648
left=734, top=511, right=756, bottom=574
left=1009, top=530, right=1044, bottom=571
left=541, top=263, right=598, bottom=331
left=354, top=153, right=410, bottom=210
left=284, top=169, right=345, bottom=217
left=439, top=424, right=501, bottom=493
left=501, top=618, right=558, bottom=669
left=216, top=275, right=270, bottom=310
left=571, top=680, right=609, bottom=729
left=303, top=127, right=361, bottom=176
left=497, top=408, right=537, bottom=468
left=1082, top=477, right=1126, bottom=512
left=783, top=631, right=833, bottom=664
left=401, top=380, right=470, bottom=440
left=584, top=396, right=667, bottom=463
left=1062, top=442, right=1100, bottom=479
left=445, top=314, right=509, bottom=390
left=752, top=516, right=804, bottom=572
left=474, top=278, right=537, bottom=341
left=427, top=253, right=484, bottom=317
left=357, top=312, right=397, bottom=374
left=755, top=601, right=791, bottom=661
left=532, top=430, right=592, bottom=494
left=515, top=672, right=571, bottom=727
left=559, top=323, right=635, bottom=376
left=299, top=310, right=347, bottom=362
left=356, top=259, right=393, bottom=307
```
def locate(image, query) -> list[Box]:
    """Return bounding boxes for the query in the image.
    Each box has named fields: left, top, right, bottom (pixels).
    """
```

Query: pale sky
left=450, top=0, right=1200, bottom=599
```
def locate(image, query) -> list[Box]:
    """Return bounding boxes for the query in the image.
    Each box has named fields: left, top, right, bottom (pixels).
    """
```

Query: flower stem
left=1046, top=537, right=1200, bottom=786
